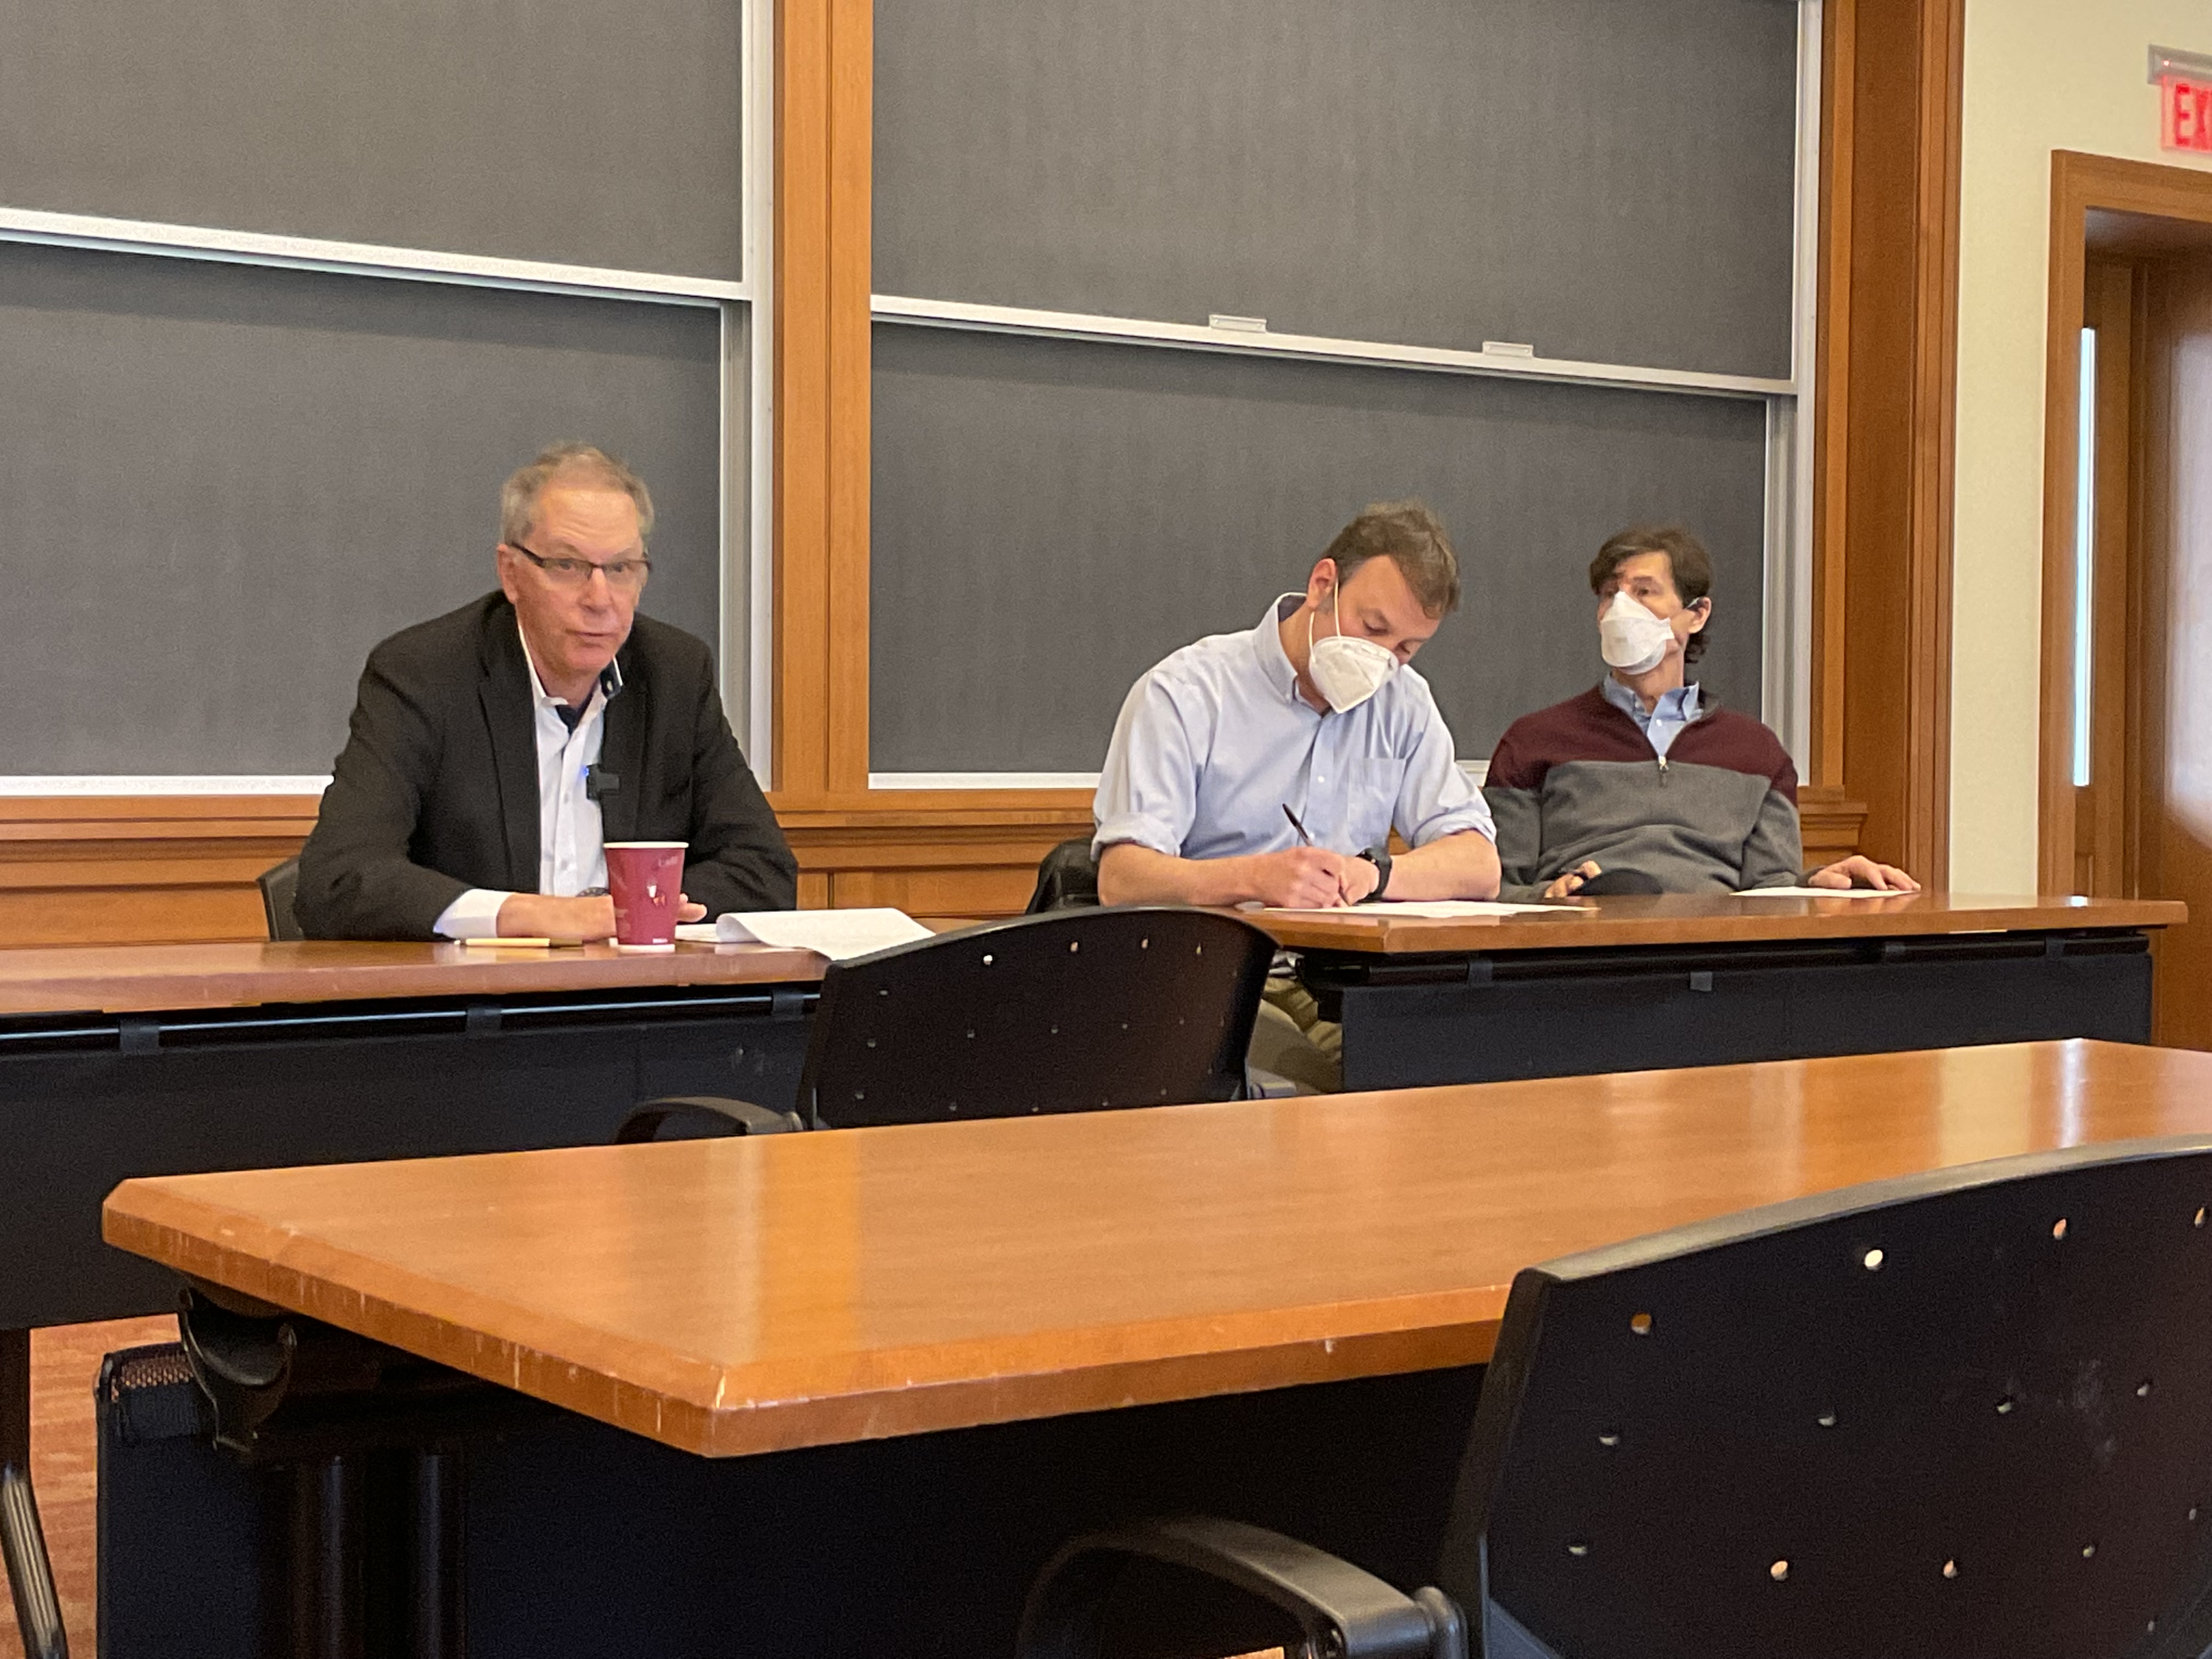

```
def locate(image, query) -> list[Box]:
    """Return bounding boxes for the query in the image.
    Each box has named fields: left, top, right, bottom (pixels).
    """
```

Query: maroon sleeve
left=1770, top=744, right=1799, bottom=808
left=1487, top=719, right=1543, bottom=791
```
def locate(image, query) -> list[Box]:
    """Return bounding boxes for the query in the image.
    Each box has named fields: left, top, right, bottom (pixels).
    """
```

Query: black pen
left=1282, top=802, right=1358, bottom=907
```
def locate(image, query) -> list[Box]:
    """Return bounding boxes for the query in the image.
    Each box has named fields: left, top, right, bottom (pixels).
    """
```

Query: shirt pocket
left=1343, top=757, right=1409, bottom=848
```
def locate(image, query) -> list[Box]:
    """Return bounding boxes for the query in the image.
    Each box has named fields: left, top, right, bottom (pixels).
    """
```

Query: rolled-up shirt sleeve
left=1396, top=694, right=1496, bottom=848
left=1092, top=675, right=1201, bottom=859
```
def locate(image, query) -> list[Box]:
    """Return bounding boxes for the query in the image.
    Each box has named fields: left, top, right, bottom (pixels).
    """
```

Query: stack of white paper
left=674, top=907, right=934, bottom=961
left=1263, top=900, right=1578, bottom=918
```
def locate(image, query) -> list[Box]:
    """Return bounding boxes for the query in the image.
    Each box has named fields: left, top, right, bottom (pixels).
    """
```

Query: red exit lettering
left=2164, top=74, right=2212, bottom=154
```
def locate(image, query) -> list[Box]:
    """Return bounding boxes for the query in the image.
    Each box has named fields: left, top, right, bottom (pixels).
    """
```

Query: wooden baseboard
left=1799, top=785, right=1872, bottom=867
left=0, top=794, right=1094, bottom=944
left=0, top=796, right=321, bottom=946
left=0, top=787, right=1869, bottom=947
left=777, top=794, right=1093, bottom=918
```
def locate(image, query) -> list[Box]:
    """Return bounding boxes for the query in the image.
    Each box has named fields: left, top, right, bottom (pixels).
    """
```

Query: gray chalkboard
left=876, top=0, right=1799, bottom=379
left=870, top=326, right=1767, bottom=772
left=0, top=0, right=744, bottom=279
left=0, top=241, right=724, bottom=776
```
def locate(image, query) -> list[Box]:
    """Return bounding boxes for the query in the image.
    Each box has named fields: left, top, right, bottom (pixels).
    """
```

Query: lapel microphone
left=585, top=764, right=620, bottom=803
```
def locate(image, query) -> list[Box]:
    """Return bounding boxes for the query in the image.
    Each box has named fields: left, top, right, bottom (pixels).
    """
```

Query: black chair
left=257, top=856, right=303, bottom=942
left=1026, top=837, right=1102, bottom=913
left=1019, top=1136, right=2212, bottom=1659
left=616, top=906, right=1274, bottom=1138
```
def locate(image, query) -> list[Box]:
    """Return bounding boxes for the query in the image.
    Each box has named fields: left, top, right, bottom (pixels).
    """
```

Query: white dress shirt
left=431, top=632, right=621, bottom=939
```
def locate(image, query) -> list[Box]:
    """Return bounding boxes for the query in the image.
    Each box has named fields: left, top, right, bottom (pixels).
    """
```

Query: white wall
left=1952, top=0, right=2212, bottom=891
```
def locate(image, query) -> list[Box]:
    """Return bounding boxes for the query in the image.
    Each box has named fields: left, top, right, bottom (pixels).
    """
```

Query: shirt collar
left=516, top=620, right=623, bottom=714
left=1601, top=675, right=1700, bottom=722
left=1251, top=594, right=1307, bottom=707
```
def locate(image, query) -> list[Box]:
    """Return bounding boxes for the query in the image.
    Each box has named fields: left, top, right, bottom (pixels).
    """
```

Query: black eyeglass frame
left=508, top=541, right=653, bottom=588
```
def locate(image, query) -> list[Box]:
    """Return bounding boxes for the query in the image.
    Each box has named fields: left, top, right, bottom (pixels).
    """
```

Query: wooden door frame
left=2038, top=153, right=2212, bottom=892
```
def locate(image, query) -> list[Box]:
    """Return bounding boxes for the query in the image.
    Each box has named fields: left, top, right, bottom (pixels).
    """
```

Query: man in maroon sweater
left=1485, top=526, right=1916, bottom=901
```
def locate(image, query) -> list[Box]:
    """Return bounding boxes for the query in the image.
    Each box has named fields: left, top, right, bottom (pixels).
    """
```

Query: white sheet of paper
left=1263, top=900, right=1578, bottom=918
left=1731, top=885, right=1914, bottom=898
left=674, top=907, right=934, bottom=961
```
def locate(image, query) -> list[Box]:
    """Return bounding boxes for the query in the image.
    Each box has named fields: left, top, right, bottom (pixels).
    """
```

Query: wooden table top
left=1254, top=891, right=2186, bottom=955
left=104, top=1038, right=2212, bottom=1459
left=0, top=939, right=826, bottom=1017
left=1, top=897, right=2176, bottom=1014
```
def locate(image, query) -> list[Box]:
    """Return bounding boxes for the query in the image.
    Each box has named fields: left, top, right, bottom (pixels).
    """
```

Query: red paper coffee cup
left=605, top=841, right=687, bottom=949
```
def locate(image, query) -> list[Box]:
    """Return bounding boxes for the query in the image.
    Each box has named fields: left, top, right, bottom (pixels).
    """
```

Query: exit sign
left=2163, top=74, right=2212, bottom=153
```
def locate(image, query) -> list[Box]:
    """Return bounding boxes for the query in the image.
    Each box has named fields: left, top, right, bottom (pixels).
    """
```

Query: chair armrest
left=1244, top=1064, right=1302, bottom=1099
left=1017, top=1515, right=1464, bottom=1659
left=613, top=1095, right=805, bottom=1143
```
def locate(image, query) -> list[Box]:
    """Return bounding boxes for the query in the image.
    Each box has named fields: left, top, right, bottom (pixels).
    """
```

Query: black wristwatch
left=1357, top=844, right=1392, bottom=902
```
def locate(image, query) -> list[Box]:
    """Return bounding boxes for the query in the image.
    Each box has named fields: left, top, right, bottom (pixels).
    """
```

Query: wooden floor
left=2, top=1316, right=177, bottom=1659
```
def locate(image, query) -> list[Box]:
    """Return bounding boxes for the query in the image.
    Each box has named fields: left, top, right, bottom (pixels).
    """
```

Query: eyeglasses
left=510, top=542, right=652, bottom=593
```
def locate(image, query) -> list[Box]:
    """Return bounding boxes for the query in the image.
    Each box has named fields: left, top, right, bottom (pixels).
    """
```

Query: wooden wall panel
left=1801, top=786, right=1871, bottom=868
left=0, top=788, right=1865, bottom=948
left=0, top=797, right=317, bottom=946
left=774, top=0, right=872, bottom=802
left=1813, top=0, right=1962, bottom=883
left=0, top=794, right=1091, bottom=946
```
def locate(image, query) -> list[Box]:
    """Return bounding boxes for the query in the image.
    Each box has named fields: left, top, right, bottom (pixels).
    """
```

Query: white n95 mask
left=1599, top=590, right=1675, bottom=676
left=1307, top=595, right=1400, bottom=713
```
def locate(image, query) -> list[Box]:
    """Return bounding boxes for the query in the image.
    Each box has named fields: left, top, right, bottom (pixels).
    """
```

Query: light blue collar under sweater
left=1600, top=675, right=1702, bottom=760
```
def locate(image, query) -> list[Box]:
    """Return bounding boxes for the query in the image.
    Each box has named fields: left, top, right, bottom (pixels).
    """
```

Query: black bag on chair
left=97, top=1341, right=285, bottom=1657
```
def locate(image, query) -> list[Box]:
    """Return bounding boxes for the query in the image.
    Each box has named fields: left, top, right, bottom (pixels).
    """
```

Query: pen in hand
left=1281, top=803, right=1354, bottom=909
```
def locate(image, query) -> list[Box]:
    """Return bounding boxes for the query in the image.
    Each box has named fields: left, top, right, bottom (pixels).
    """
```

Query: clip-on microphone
left=584, top=764, right=620, bottom=803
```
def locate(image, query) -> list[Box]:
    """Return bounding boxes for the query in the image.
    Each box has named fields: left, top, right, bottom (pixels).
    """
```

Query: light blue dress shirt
left=1601, top=675, right=1702, bottom=760
left=1093, top=597, right=1495, bottom=861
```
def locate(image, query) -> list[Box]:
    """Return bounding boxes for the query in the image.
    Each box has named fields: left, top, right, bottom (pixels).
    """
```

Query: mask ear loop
left=1306, top=560, right=1344, bottom=664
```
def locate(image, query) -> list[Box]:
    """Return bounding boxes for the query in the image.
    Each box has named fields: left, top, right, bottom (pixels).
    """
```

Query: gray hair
left=500, top=443, right=656, bottom=546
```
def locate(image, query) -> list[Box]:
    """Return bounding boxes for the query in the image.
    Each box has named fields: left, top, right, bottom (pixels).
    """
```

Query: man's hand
left=1808, top=855, right=1920, bottom=893
left=500, top=893, right=616, bottom=940
left=1249, top=847, right=1368, bottom=908
left=496, top=892, right=710, bottom=940
left=1543, top=860, right=1602, bottom=900
left=1337, top=854, right=1382, bottom=905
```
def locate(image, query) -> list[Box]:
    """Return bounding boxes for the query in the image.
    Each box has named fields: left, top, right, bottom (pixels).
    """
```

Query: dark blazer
left=296, top=592, right=795, bottom=939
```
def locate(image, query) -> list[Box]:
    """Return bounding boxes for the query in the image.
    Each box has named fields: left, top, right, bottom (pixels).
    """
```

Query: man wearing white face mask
left=1485, top=525, right=1916, bottom=900
left=1092, top=501, right=1501, bottom=1088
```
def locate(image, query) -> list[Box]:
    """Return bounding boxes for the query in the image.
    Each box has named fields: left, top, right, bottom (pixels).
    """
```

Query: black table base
left=2, top=981, right=814, bottom=1659
left=99, top=1314, right=1484, bottom=1659
left=1308, top=928, right=2155, bottom=1093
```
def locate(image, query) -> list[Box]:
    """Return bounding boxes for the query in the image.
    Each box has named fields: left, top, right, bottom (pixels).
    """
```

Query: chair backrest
left=799, top=906, right=1272, bottom=1129
left=1025, top=837, right=1102, bottom=913
left=257, top=857, right=303, bottom=942
left=1437, top=1137, right=2212, bottom=1659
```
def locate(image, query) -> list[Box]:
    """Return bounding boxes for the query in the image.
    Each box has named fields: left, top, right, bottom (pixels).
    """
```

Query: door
left=2137, top=251, right=2212, bottom=1048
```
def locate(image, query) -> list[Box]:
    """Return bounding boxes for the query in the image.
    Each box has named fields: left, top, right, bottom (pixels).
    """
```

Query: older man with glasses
left=296, top=443, right=794, bottom=939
